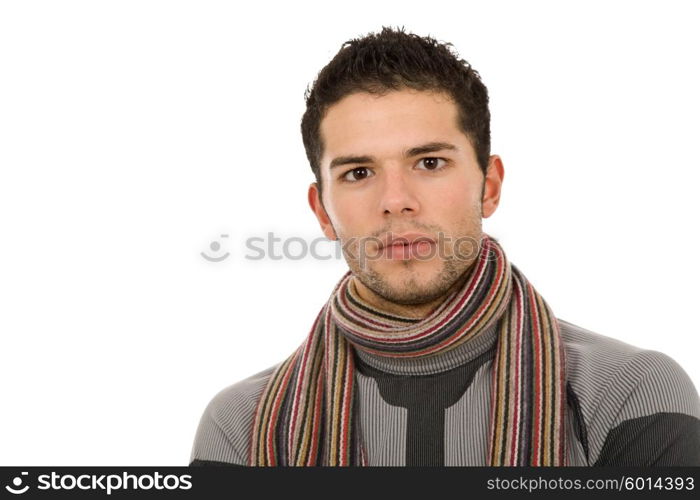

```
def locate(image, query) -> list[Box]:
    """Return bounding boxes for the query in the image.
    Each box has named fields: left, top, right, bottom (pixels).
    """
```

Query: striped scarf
left=248, top=233, right=567, bottom=466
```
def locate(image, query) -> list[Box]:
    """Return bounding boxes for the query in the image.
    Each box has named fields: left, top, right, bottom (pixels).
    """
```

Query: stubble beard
left=341, top=210, right=484, bottom=307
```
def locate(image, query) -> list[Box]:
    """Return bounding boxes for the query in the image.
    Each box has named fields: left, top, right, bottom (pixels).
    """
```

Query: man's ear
left=308, top=182, right=337, bottom=240
left=481, top=155, right=505, bottom=218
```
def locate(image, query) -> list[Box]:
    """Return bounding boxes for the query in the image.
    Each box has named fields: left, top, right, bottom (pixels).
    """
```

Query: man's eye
left=341, top=167, right=373, bottom=183
left=417, top=157, right=447, bottom=170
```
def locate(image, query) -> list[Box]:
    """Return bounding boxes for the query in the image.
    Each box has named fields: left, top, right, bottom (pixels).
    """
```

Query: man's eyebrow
left=404, top=141, right=458, bottom=157
left=329, top=155, right=375, bottom=170
left=329, top=142, right=458, bottom=170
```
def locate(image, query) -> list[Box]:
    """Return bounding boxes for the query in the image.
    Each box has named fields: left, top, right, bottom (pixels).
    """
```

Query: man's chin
left=355, top=273, right=450, bottom=303
left=372, top=285, right=456, bottom=307
left=354, top=267, right=435, bottom=287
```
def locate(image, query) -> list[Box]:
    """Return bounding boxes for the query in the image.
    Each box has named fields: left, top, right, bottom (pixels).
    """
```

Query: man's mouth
left=381, top=240, right=435, bottom=260
left=378, top=232, right=436, bottom=249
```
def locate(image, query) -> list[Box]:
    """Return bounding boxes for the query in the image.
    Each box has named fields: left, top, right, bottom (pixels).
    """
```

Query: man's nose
left=380, top=169, right=420, bottom=216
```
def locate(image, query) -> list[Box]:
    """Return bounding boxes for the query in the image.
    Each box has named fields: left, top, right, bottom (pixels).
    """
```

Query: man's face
left=308, top=89, right=503, bottom=308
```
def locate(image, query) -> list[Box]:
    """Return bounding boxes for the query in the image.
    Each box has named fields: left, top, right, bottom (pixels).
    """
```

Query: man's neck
left=350, top=272, right=470, bottom=320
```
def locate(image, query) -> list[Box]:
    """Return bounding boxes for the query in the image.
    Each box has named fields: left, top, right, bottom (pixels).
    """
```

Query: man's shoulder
left=558, top=317, right=697, bottom=400
left=189, top=362, right=280, bottom=466
left=560, top=317, right=656, bottom=374
left=558, top=318, right=700, bottom=465
left=207, top=363, right=278, bottom=416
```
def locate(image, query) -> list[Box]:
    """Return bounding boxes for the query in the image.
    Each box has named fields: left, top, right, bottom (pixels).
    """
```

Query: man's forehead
left=319, top=89, right=465, bottom=167
left=321, top=89, right=457, bottom=130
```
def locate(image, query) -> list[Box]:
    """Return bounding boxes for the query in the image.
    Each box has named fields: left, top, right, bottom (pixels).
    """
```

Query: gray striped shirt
left=189, top=318, right=700, bottom=466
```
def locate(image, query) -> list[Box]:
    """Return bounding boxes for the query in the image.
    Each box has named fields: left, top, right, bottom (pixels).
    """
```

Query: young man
left=190, top=27, right=700, bottom=466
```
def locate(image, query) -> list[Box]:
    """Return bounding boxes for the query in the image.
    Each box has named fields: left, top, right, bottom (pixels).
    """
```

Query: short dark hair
left=301, top=26, right=491, bottom=195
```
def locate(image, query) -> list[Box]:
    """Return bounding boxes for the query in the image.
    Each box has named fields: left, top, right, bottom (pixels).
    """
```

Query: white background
left=1, top=0, right=698, bottom=465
